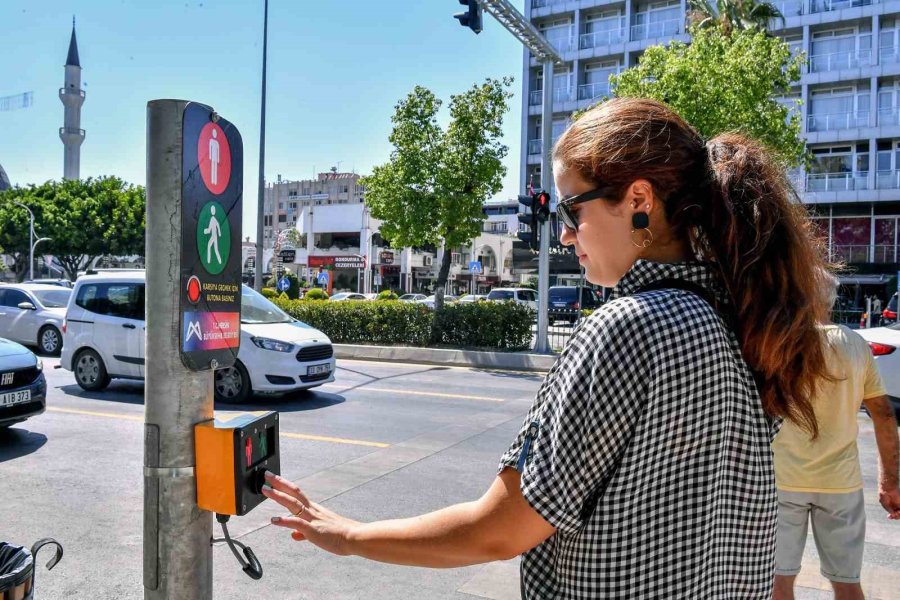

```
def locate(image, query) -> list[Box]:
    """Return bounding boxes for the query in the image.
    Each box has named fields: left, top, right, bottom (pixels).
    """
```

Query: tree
left=688, top=0, right=785, bottom=33
left=361, top=78, right=512, bottom=310
left=0, top=178, right=145, bottom=281
left=606, top=26, right=806, bottom=167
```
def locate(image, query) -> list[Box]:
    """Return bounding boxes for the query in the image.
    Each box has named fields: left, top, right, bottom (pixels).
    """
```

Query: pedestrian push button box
left=195, top=411, right=280, bottom=516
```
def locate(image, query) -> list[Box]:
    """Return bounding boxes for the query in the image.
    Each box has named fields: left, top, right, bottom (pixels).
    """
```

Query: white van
left=60, top=272, right=336, bottom=403
left=486, top=288, right=538, bottom=311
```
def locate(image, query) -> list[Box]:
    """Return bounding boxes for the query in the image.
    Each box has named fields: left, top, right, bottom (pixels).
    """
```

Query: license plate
left=0, top=389, right=31, bottom=407
left=306, top=364, right=331, bottom=376
left=553, top=303, right=567, bottom=308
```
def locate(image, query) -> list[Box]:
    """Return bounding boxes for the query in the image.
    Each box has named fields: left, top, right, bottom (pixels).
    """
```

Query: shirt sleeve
left=862, top=343, right=887, bottom=400
left=498, top=301, right=651, bottom=535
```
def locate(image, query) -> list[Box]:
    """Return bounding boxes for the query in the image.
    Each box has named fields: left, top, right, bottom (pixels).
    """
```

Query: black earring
left=632, top=212, right=650, bottom=229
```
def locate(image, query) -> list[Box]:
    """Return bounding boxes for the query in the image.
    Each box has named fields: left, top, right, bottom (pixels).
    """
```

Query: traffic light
left=534, top=190, right=551, bottom=223
left=454, top=0, right=483, bottom=34
left=517, top=194, right=539, bottom=251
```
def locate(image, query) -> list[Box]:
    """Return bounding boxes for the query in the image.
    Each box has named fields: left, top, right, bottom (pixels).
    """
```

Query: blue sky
left=0, top=0, right=526, bottom=236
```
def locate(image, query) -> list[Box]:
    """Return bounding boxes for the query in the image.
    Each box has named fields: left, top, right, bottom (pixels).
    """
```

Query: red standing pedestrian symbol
left=198, top=122, right=231, bottom=195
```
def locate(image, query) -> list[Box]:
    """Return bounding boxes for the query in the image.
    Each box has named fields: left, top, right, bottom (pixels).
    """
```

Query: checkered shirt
left=499, top=260, right=778, bottom=599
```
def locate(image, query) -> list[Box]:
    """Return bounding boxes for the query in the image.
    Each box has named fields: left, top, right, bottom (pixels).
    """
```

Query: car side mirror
left=17, top=301, right=37, bottom=311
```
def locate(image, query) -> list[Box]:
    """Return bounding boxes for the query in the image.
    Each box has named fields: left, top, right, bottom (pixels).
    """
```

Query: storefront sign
left=380, top=251, right=394, bottom=265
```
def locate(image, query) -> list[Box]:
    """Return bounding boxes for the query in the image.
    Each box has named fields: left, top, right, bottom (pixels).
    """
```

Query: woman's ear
left=625, top=179, right=656, bottom=216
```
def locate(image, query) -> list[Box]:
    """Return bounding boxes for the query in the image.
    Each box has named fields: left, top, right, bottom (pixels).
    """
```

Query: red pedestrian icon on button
left=198, top=122, right=231, bottom=195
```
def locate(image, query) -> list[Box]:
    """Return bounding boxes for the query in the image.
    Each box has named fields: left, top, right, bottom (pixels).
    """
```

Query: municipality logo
left=186, top=320, right=203, bottom=342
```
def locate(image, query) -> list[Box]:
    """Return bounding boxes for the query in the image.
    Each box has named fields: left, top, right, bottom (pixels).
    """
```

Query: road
left=0, top=355, right=898, bottom=599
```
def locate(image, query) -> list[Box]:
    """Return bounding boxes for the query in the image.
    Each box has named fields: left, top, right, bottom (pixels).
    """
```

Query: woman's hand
left=262, top=470, right=360, bottom=556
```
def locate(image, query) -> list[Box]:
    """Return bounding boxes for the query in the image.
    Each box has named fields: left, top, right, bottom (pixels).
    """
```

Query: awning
left=837, top=274, right=894, bottom=286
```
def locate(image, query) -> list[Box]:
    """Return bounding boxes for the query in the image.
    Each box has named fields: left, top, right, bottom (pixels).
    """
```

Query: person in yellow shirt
left=773, top=279, right=900, bottom=600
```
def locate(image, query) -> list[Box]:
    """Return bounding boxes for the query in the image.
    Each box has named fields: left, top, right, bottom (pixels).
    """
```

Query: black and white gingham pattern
left=499, top=260, right=778, bottom=599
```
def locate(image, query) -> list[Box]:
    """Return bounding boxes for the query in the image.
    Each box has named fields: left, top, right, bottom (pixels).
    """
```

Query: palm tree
left=688, top=0, right=785, bottom=34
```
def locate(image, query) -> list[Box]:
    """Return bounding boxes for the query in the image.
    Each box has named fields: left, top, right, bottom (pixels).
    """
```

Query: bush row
left=272, top=298, right=533, bottom=351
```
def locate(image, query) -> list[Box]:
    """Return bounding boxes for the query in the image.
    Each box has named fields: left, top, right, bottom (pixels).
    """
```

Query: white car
left=416, top=294, right=458, bottom=309
left=60, top=272, right=335, bottom=403
left=486, top=288, right=538, bottom=311
left=0, top=283, right=72, bottom=355
left=457, top=294, right=486, bottom=303
left=856, top=321, right=900, bottom=419
left=329, top=292, right=367, bottom=302
left=398, top=294, right=427, bottom=303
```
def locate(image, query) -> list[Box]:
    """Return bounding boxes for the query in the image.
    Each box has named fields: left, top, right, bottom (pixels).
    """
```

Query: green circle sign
left=196, top=201, right=231, bottom=275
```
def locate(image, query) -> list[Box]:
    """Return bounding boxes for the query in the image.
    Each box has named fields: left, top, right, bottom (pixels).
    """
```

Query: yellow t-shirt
left=773, top=324, right=886, bottom=493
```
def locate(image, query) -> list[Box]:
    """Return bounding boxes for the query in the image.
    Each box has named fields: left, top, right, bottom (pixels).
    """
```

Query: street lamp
left=32, top=238, right=52, bottom=278
left=13, top=201, right=37, bottom=280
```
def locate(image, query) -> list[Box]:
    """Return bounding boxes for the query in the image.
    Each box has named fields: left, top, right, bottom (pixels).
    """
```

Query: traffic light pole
left=534, top=59, right=553, bottom=354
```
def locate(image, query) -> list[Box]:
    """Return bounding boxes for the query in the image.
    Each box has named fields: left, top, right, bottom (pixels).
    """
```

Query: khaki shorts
left=775, top=489, right=866, bottom=584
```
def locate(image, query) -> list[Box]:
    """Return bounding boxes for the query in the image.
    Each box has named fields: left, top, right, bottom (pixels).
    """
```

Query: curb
left=333, top=344, right=557, bottom=373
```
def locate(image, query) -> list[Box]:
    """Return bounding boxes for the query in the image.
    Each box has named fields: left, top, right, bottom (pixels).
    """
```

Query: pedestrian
left=262, top=98, right=835, bottom=598
left=772, top=276, right=899, bottom=600
left=872, top=296, right=883, bottom=327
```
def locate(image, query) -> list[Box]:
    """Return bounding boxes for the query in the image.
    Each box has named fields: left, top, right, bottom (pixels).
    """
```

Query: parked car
left=856, top=321, right=900, bottom=419
left=398, top=294, right=427, bottom=303
left=457, top=294, right=486, bottom=304
left=486, top=288, right=538, bottom=311
left=329, top=292, right=367, bottom=302
left=60, top=272, right=335, bottom=403
left=362, top=293, right=379, bottom=301
left=0, top=283, right=71, bottom=355
left=548, top=285, right=604, bottom=325
left=24, top=279, right=73, bottom=288
left=416, top=294, right=458, bottom=309
left=0, top=338, right=46, bottom=428
left=883, top=292, right=898, bottom=324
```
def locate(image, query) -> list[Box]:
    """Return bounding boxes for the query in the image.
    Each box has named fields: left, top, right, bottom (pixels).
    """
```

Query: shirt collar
left=610, top=259, right=730, bottom=306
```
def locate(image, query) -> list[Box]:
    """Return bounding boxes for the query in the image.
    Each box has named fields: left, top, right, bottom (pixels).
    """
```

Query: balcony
left=771, top=0, right=804, bottom=17
left=881, top=46, right=900, bottom=65
left=58, top=87, right=85, bottom=98
left=878, top=108, right=900, bottom=126
left=58, top=126, right=85, bottom=137
left=806, top=110, right=869, bottom=131
left=532, top=0, right=566, bottom=7
left=805, top=171, right=868, bottom=191
left=547, top=36, right=576, bottom=53
left=631, top=19, right=681, bottom=42
left=528, top=139, right=543, bottom=155
left=876, top=170, right=900, bottom=189
left=528, top=88, right=575, bottom=105
left=808, top=48, right=872, bottom=72
left=580, top=28, right=626, bottom=49
left=831, top=244, right=876, bottom=263
left=809, top=0, right=876, bottom=13
left=578, top=81, right=612, bottom=101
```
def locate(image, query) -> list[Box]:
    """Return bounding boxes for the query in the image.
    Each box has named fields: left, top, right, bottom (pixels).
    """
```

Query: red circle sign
left=198, top=122, right=231, bottom=195
left=187, top=275, right=202, bottom=304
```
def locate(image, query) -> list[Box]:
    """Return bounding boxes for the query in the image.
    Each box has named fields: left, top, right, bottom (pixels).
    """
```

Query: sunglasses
left=556, top=186, right=617, bottom=232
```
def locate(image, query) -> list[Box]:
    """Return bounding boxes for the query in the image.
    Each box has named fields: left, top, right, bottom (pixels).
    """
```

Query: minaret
left=59, top=17, right=85, bottom=180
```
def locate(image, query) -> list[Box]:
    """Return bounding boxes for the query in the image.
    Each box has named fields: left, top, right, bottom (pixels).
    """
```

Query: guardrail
left=806, top=111, right=870, bottom=131
left=631, top=19, right=680, bottom=41
left=809, top=48, right=872, bottom=72
left=578, top=81, right=612, bottom=101
left=806, top=172, right=868, bottom=192
left=580, top=28, right=626, bottom=49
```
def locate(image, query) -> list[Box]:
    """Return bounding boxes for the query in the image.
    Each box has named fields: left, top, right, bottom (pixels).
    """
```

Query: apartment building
left=521, top=0, right=900, bottom=298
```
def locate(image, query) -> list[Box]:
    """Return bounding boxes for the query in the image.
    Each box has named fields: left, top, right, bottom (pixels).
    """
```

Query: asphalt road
left=1, top=355, right=898, bottom=599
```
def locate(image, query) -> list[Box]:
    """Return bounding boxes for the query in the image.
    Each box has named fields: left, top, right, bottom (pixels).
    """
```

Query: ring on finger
left=291, top=504, right=306, bottom=517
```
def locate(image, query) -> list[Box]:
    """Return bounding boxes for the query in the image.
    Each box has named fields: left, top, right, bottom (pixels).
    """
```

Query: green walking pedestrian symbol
left=197, top=201, right=231, bottom=275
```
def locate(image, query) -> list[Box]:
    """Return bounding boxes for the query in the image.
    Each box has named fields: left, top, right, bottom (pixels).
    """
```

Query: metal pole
left=254, top=0, right=269, bottom=291
left=14, top=202, right=35, bottom=280
left=144, top=100, right=214, bottom=600
left=535, top=59, right=553, bottom=354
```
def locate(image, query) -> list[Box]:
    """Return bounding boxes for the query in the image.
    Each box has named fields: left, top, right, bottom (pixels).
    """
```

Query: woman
left=262, top=98, right=832, bottom=598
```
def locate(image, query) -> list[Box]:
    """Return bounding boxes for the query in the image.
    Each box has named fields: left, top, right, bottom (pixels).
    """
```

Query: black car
left=548, top=286, right=603, bottom=325
left=0, top=338, right=47, bottom=429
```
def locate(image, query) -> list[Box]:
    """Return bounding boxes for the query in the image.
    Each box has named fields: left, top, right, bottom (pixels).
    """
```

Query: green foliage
left=271, top=298, right=533, bottom=350
left=0, top=177, right=145, bottom=281
left=361, top=78, right=513, bottom=303
left=260, top=288, right=278, bottom=299
left=377, top=290, right=399, bottom=301
left=581, top=26, right=805, bottom=167
left=431, top=302, right=534, bottom=351
left=688, top=0, right=785, bottom=33
left=303, top=287, right=329, bottom=301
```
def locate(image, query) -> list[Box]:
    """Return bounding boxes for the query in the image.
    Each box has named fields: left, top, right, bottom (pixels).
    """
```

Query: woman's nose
left=559, top=224, right=576, bottom=247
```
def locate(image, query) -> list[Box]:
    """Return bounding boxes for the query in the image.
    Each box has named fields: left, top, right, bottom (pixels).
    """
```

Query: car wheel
left=38, top=326, right=62, bottom=356
left=74, top=349, right=111, bottom=391
left=214, top=361, right=252, bottom=404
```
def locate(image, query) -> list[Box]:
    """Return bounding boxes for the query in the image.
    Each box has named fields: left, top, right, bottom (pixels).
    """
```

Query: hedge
left=271, top=298, right=533, bottom=351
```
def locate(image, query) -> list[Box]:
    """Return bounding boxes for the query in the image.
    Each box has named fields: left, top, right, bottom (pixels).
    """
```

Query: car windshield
left=488, top=291, right=514, bottom=300
left=887, top=322, right=900, bottom=331
left=33, top=289, right=72, bottom=308
left=241, top=285, right=293, bottom=324
left=549, top=288, right=576, bottom=301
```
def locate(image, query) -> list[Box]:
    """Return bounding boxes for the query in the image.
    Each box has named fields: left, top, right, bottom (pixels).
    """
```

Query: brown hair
left=555, top=97, right=830, bottom=437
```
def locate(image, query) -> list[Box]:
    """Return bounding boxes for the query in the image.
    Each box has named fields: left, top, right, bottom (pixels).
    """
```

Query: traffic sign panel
left=180, top=103, right=243, bottom=371
left=277, top=277, right=290, bottom=292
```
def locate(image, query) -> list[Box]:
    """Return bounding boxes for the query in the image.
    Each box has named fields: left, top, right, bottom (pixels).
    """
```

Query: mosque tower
left=59, top=17, right=85, bottom=180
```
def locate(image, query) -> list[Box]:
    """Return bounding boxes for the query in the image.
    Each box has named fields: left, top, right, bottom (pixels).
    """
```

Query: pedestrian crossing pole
left=144, top=99, right=214, bottom=600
